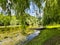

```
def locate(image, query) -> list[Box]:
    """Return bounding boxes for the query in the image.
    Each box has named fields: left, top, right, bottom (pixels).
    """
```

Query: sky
left=0, top=7, right=2, bottom=13
left=25, top=1, right=39, bottom=17
left=25, top=1, right=46, bottom=17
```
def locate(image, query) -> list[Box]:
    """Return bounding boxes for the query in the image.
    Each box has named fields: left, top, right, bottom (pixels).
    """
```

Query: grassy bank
left=0, top=25, right=26, bottom=45
left=25, top=28, right=60, bottom=45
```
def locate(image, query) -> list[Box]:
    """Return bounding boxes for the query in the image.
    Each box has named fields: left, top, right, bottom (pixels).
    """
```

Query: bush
left=10, top=16, right=17, bottom=25
left=0, top=15, right=19, bottom=26
left=0, top=15, right=11, bottom=26
left=0, top=15, right=10, bottom=26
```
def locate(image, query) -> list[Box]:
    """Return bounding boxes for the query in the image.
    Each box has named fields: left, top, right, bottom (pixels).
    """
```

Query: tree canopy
left=0, top=0, right=60, bottom=26
left=0, top=0, right=42, bottom=15
left=43, top=0, right=60, bottom=25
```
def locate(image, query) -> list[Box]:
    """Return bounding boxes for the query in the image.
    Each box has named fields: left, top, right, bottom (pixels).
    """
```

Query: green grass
left=25, top=28, right=60, bottom=45
left=0, top=25, right=21, bottom=28
left=46, top=24, right=60, bottom=28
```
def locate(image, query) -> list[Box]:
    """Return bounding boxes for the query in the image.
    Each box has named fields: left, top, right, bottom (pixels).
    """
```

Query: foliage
left=16, top=13, right=40, bottom=34
left=0, top=0, right=6, bottom=10
left=10, top=16, right=17, bottom=25
left=43, top=0, right=60, bottom=25
left=0, top=0, right=42, bottom=27
left=0, top=0, right=42, bottom=15
left=0, top=15, right=18, bottom=26
left=0, top=15, right=11, bottom=26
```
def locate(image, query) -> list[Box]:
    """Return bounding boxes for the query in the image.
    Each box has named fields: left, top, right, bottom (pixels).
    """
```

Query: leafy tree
left=43, top=0, right=60, bottom=25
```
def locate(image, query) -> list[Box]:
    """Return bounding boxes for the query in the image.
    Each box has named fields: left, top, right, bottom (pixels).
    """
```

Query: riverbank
left=0, top=25, right=36, bottom=45
left=25, top=28, right=60, bottom=45
left=0, top=30, right=26, bottom=45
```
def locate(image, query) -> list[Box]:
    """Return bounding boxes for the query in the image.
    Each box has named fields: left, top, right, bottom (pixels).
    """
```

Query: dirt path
left=43, top=35, right=60, bottom=45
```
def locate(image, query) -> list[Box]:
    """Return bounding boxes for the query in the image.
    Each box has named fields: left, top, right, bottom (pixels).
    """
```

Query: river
left=20, top=30, right=40, bottom=45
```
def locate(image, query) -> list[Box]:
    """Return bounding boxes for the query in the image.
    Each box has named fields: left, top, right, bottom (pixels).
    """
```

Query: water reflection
left=27, top=30, right=40, bottom=41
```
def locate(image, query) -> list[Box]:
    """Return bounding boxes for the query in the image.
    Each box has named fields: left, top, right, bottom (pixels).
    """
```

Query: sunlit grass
left=46, top=24, right=60, bottom=28
left=0, top=26, right=27, bottom=45
left=0, top=24, right=40, bottom=45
